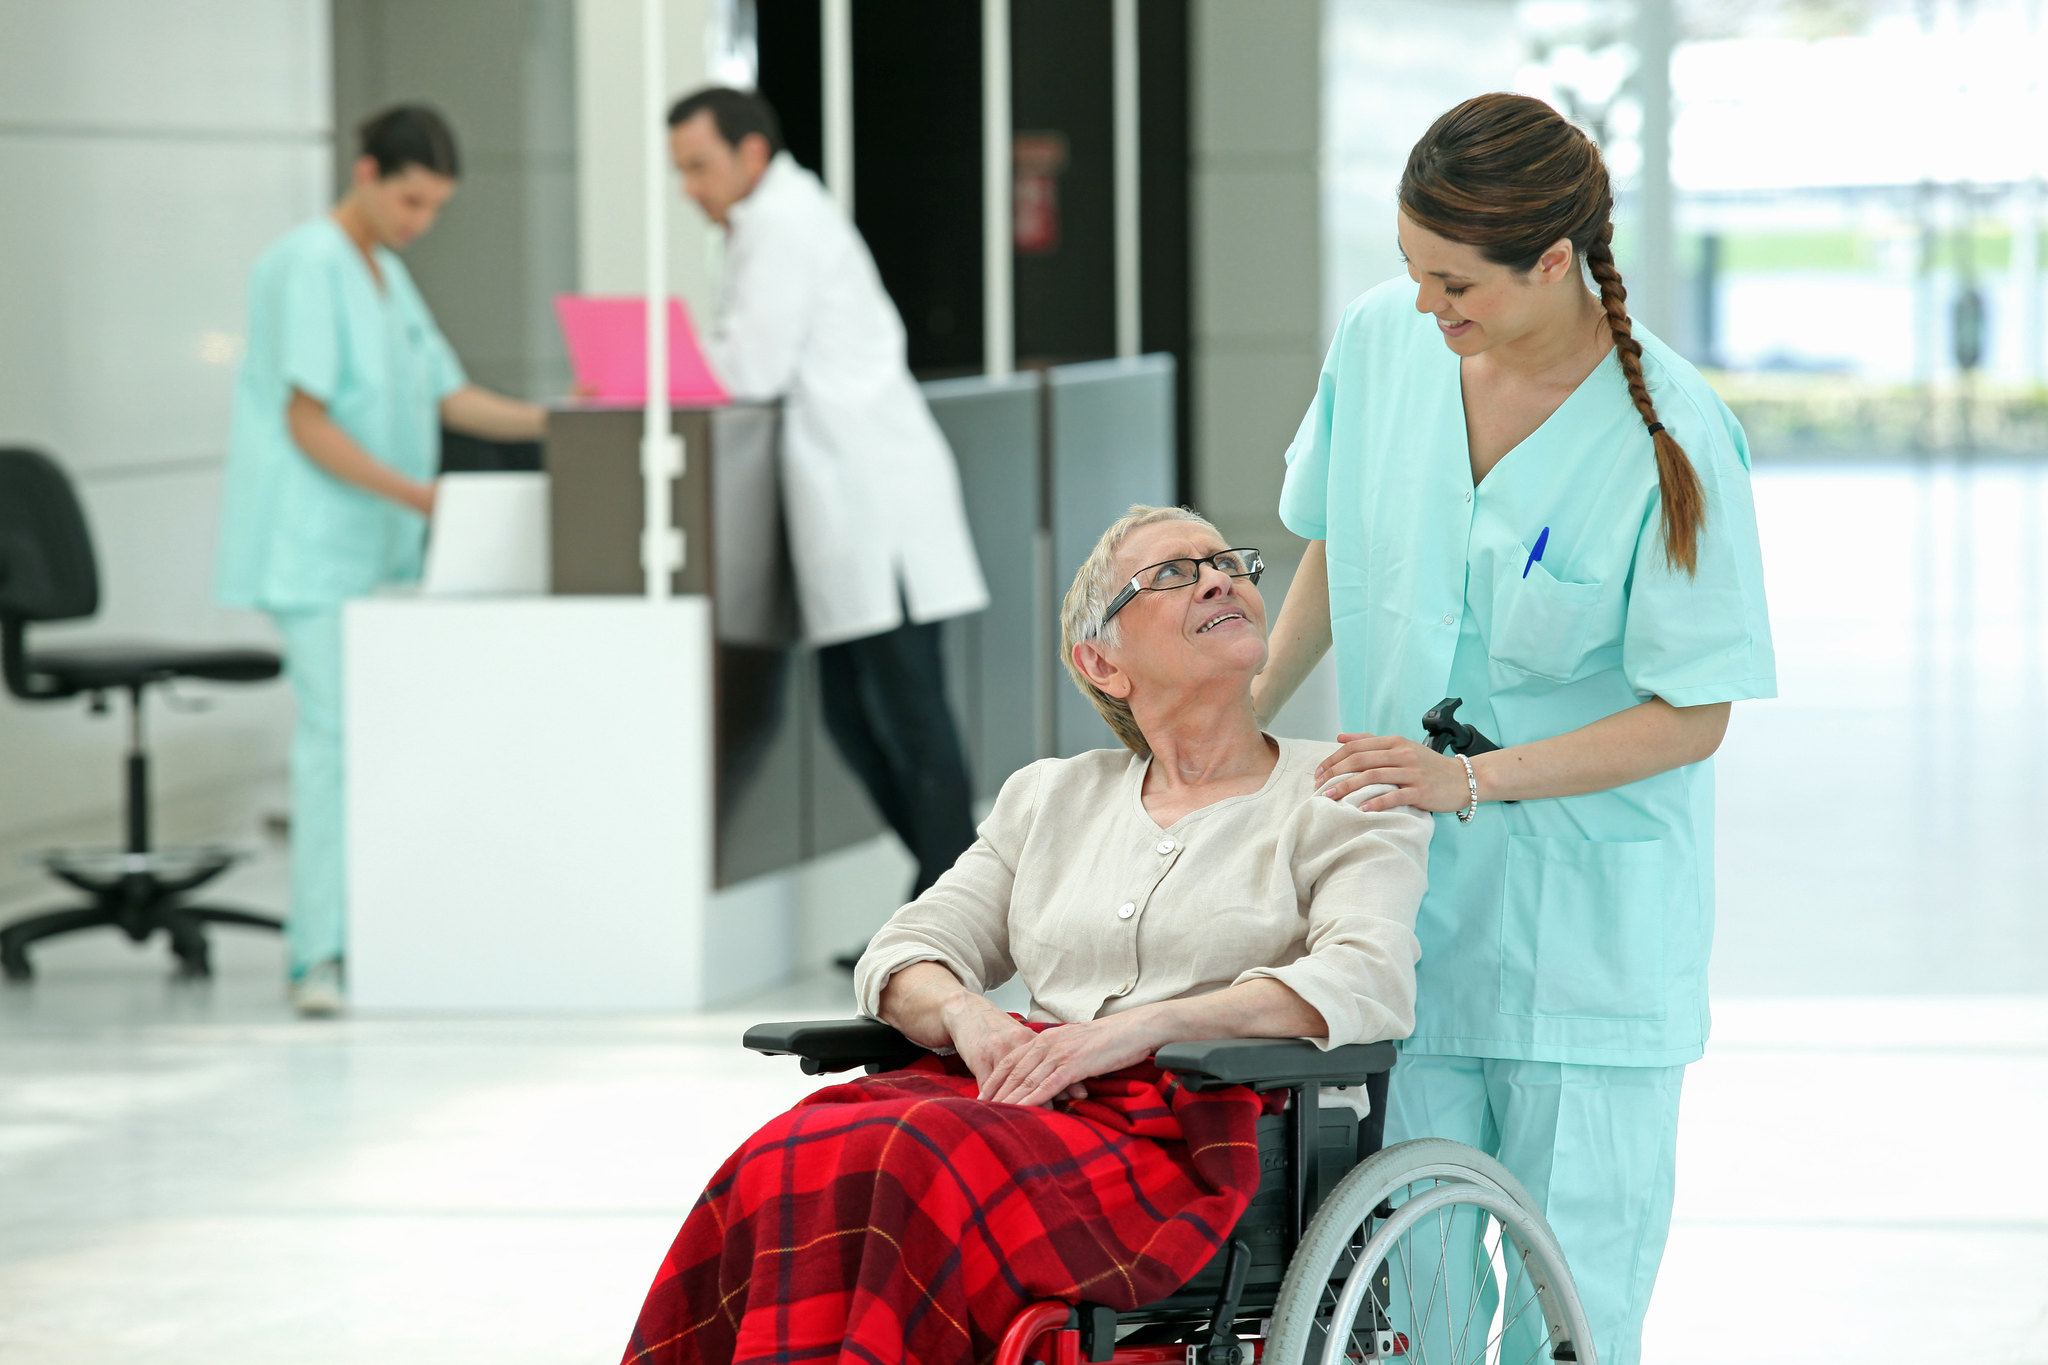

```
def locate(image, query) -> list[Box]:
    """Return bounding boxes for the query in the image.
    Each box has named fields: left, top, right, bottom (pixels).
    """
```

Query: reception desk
left=345, top=360, right=1174, bottom=1012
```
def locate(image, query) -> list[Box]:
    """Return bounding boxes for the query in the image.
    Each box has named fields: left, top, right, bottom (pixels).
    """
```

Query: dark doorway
left=756, top=0, right=1190, bottom=495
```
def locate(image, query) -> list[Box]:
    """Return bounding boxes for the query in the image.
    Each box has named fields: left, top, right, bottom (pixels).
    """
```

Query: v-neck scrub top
left=1279, top=278, right=1775, bottom=1067
left=216, top=218, right=466, bottom=609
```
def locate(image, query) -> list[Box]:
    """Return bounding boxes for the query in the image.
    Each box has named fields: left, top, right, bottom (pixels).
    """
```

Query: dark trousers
left=816, top=618, right=978, bottom=899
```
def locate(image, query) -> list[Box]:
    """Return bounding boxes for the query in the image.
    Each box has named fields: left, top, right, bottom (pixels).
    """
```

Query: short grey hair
left=1059, top=504, right=1225, bottom=756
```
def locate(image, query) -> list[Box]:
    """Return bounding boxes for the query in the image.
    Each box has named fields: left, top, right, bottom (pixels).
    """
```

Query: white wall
left=574, top=0, right=720, bottom=312
left=0, top=0, right=327, bottom=900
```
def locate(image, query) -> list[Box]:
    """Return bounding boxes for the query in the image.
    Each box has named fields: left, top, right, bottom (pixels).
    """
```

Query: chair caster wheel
left=172, top=945, right=212, bottom=979
left=2, top=949, right=30, bottom=982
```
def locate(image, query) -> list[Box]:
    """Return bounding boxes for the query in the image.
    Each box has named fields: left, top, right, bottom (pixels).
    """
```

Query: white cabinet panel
left=0, top=139, right=329, bottom=474
left=0, top=0, right=329, bottom=133
left=346, top=599, right=714, bottom=1012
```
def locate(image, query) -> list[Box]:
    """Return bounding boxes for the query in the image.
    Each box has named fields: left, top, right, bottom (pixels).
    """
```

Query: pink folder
left=554, top=295, right=731, bottom=405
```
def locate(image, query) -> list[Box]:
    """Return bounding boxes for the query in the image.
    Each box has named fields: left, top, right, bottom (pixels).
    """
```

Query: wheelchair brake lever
left=1196, top=1239, right=1251, bottom=1365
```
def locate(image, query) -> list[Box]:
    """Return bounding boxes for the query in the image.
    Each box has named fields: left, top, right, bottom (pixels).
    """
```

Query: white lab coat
left=708, top=154, right=990, bottom=646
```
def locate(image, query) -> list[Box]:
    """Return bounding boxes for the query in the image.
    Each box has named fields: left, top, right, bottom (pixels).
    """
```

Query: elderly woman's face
left=1099, top=522, right=1268, bottom=692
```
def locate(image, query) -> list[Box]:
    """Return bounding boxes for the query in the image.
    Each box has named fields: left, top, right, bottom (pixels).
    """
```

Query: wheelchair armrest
left=742, top=1018, right=927, bottom=1075
left=1152, top=1037, right=1398, bottom=1092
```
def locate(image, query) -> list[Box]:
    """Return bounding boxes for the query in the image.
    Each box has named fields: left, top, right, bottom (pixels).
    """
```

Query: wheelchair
left=745, top=1020, right=1596, bottom=1365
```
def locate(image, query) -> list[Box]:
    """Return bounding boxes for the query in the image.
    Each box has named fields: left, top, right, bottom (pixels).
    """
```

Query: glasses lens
left=1215, top=549, right=1260, bottom=576
left=1146, top=559, right=1198, bottom=588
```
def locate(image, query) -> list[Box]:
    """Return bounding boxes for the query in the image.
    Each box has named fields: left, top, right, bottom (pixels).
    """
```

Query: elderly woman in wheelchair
left=623, top=506, right=1597, bottom=1365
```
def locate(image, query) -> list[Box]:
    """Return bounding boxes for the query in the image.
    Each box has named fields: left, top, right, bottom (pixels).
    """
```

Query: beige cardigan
left=854, top=737, right=1430, bottom=1049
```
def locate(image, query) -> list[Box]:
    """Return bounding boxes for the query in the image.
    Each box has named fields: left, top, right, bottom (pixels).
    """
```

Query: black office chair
left=0, top=447, right=286, bottom=981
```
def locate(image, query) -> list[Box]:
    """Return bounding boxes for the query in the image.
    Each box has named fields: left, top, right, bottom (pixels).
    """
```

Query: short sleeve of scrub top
left=215, top=219, right=468, bottom=610
left=1277, top=326, right=1346, bottom=542
left=1616, top=363, right=1776, bottom=708
left=276, top=246, right=344, bottom=406
left=1276, top=276, right=1774, bottom=1068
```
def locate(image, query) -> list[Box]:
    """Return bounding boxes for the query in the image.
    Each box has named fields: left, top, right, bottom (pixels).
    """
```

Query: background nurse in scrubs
left=215, top=105, right=546, bottom=1017
left=1253, top=94, right=1774, bottom=1365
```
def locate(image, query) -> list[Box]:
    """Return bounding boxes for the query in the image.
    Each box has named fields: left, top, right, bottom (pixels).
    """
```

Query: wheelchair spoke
left=1479, top=1215, right=1511, bottom=1365
left=1301, top=1174, right=1580, bottom=1365
left=1485, top=1283, right=1545, bottom=1365
left=1438, top=1203, right=1459, bottom=1365
left=1451, top=1211, right=1494, bottom=1365
left=1368, top=1194, right=1549, bottom=1365
left=1406, top=1200, right=1449, bottom=1362
left=1317, top=1272, right=1359, bottom=1362
left=1395, top=1210, right=1418, bottom=1357
left=1397, top=1184, right=1441, bottom=1363
left=1269, top=1154, right=1589, bottom=1365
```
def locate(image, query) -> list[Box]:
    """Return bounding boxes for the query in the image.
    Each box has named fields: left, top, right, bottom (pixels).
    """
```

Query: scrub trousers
left=816, top=617, right=977, bottom=898
left=269, top=607, right=346, bottom=979
left=1383, top=1053, right=1685, bottom=1365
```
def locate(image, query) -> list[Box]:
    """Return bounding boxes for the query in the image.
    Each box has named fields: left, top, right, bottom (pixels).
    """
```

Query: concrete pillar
left=335, top=0, right=581, bottom=397
left=1188, top=0, right=1322, bottom=549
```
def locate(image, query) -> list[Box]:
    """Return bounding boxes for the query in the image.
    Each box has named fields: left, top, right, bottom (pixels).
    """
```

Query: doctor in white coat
left=668, top=86, right=991, bottom=907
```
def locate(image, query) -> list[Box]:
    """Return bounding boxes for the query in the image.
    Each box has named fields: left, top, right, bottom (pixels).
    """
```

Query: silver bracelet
left=1455, top=754, right=1479, bottom=824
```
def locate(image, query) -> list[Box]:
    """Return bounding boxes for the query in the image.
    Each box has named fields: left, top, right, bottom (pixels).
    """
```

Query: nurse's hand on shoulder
left=1314, top=733, right=1472, bottom=814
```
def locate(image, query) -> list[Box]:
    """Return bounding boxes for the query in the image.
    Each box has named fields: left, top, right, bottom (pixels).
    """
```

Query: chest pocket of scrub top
left=1489, top=547, right=1604, bottom=683
left=1498, top=834, right=1666, bottom=1021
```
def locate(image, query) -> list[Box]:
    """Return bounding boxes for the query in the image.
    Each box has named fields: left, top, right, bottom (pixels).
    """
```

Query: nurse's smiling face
left=1397, top=211, right=1577, bottom=357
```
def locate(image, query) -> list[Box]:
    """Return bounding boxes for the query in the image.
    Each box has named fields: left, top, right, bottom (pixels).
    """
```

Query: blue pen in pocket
left=1522, top=526, right=1550, bottom=579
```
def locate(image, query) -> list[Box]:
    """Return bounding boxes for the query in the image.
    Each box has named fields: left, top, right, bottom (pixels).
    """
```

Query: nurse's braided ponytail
left=1401, top=93, right=1706, bottom=574
left=1584, top=221, right=1703, bottom=574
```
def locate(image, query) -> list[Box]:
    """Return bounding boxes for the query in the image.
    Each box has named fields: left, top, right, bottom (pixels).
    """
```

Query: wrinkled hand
left=942, top=995, right=1040, bottom=1092
left=981, top=1012, right=1161, bottom=1109
left=1313, top=732, right=1472, bottom=814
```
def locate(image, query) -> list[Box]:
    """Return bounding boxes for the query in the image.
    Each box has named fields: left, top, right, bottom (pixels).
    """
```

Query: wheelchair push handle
left=1421, top=697, right=1519, bottom=808
left=1421, top=696, right=1499, bottom=757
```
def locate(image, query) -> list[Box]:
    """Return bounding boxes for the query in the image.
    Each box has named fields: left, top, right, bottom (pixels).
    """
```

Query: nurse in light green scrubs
left=215, top=105, right=545, bottom=1017
left=1254, top=95, right=1774, bottom=1365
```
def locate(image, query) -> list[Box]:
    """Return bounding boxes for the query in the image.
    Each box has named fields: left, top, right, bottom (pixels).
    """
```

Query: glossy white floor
left=2, top=460, right=2045, bottom=1364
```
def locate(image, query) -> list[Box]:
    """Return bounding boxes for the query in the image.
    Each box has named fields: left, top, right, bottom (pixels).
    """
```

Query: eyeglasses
left=1099, top=548, right=1264, bottom=629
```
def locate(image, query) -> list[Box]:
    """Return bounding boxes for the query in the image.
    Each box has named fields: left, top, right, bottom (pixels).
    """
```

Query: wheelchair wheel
left=1264, top=1138, right=1596, bottom=1365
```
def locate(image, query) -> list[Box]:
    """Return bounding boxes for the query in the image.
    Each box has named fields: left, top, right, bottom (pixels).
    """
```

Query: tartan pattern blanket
left=622, top=1039, right=1277, bottom=1365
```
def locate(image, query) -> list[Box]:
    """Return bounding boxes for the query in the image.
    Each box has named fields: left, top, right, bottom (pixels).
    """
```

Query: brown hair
left=1400, top=92, right=1704, bottom=573
left=1060, top=504, right=1224, bottom=757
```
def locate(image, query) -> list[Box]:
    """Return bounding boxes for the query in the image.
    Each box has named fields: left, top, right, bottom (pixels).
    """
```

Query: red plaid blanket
left=622, top=1041, right=1276, bottom=1365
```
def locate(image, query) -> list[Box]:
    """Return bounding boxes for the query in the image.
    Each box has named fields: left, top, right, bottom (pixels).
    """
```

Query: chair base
left=0, top=860, right=283, bottom=982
